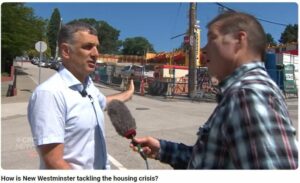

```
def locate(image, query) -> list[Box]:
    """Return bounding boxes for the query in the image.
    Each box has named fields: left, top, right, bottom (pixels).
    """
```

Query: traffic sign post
left=35, top=41, right=47, bottom=84
left=35, top=41, right=47, bottom=53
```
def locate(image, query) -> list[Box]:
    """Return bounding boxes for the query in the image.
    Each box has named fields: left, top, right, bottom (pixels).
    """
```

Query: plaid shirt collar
left=216, top=61, right=265, bottom=102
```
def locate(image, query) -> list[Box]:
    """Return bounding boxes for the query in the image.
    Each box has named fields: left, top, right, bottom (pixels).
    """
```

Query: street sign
left=189, top=35, right=194, bottom=46
left=184, top=36, right=189, bottom=44
left=35, top=41, right=47, bottom=53
left=184, top=35, right=194, bottom=46
left=283, top=64, right=298, bottom=96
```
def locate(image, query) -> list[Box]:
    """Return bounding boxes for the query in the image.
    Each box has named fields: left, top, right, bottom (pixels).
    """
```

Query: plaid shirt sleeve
left=222, top=88, right=298, bottom=169
left=157, top=139, right=193, bottom=169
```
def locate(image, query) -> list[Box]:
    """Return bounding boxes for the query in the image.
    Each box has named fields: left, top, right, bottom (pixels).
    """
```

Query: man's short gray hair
left=58, top=21, right=98, bottom=45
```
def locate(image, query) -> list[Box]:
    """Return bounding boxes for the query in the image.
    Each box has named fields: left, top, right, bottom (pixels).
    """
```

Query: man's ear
left=234, top=31, right=247, bottom=51
left=237, top=31, right=247, bottom=45
left=61, top=43, right=70, bottom=59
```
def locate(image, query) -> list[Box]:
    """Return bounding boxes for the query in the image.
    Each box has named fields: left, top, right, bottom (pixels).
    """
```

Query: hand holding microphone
left=130, top=136, right=161, bottom=160
left=107, top=99, right=149, bottom=168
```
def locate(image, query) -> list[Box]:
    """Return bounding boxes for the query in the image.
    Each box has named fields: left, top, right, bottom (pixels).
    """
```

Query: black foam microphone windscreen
left=106, top=99, right=148, bottom=163
left=107, top=99, right=137, bottom=139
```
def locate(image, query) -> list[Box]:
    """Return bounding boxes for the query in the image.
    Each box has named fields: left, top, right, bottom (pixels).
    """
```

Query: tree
left=97, top=21, right=122, bottom=54
left=266, top=33, right=277, bottom=47
left=122, top=37, right=155, bottom=56
left=68, top=19, right=122, bottom=54
left=279, top=24, right=298, bottom=44
left=2, top=3, right=46, bottom=74
left=46, top=8, right=61, bottom=58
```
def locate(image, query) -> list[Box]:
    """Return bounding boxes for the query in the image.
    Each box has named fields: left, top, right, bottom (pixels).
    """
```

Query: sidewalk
left=1, top=67, right=39, bottom=169
left=1, top=66, right=40, bottom=169
left=1, top=80, right=12, bottom=98
left=1, top=66, right=37, bottom=105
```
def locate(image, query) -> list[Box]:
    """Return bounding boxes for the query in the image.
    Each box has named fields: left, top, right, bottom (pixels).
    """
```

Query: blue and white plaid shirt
left=158, top=62, right=298, bottom=169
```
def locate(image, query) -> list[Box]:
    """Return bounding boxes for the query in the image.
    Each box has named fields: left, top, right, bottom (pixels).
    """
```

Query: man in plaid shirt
left=132, top=12, right=298, bottom=169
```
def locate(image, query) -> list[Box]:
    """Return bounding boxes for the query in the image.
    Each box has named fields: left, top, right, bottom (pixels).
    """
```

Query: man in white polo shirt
left=28, top=21, right=134, bottom=169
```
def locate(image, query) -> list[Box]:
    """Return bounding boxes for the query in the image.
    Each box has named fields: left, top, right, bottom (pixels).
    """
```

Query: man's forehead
left=73, top=31, right=99, bottom=43
left=207, top=23, right=222, bottom=35
left=74, top=30, right=96, bottom=37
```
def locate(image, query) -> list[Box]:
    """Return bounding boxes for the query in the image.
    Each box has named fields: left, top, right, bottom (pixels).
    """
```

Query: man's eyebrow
left=85, top=42, right=98, bottom=45
left=82, top=42, right=99, bottom=47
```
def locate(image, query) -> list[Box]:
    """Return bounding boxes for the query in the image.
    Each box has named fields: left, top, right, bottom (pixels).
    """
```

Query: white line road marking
left=108, top=154, right=127, bottom=170
left=28, top=75, right=38, bottom=85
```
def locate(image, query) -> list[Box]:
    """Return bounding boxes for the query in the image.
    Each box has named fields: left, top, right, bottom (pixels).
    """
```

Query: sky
left=23, top=1, right=298, bottom=53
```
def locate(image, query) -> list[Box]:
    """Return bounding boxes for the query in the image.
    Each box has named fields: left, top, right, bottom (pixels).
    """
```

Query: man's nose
left=91, top=47, right=99, bottom=57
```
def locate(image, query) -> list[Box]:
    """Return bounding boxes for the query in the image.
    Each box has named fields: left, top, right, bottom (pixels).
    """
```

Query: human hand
left=128, top=79, right=134, bottom=93
left=106, top=79, right=134, bottom=103
left=126, top=79, right=134, bottom=100
left=130, top=136, right=160, bottom=159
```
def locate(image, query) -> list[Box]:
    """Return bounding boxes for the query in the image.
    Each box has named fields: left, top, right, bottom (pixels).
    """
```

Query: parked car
left=48, top=60, right=62, bottom=71
left=120, top=64, right=142, bottom=79
left=120, top=64, right=155, bottom=79
left=143, top=64, right=155, bottom=78
left=38, top=60, right=47, bottom=67
left=30, top=57, right=39, bottom=65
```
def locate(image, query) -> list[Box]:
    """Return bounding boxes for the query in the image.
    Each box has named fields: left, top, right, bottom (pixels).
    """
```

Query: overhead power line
left=216, top=3, right=289, bottom=27
left=170, top=32, right=186, bottom=40
left=170, top=3, right=186, bottom=40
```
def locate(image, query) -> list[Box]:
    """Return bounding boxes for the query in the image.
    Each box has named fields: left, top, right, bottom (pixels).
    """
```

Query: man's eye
left=82, top=44, right=96, bottom=50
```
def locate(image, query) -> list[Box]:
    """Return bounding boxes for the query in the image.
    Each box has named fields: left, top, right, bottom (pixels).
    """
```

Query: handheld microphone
left=107, top=99, right=137, bottom=139
left=107, top=100, right=148, bottom=168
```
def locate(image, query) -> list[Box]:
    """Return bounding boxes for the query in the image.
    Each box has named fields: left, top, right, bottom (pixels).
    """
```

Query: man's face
left=63, top=30, right=99, bottom=82
left=203, top=22, right=237, bottom=81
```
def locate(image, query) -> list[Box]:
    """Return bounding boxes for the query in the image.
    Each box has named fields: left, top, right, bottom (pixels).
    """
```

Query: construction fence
left=91, top=64, right=218, bottom=101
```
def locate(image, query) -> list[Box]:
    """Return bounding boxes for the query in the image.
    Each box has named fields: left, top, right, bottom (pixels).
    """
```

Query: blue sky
left=25, top=2, right=298, bottom=53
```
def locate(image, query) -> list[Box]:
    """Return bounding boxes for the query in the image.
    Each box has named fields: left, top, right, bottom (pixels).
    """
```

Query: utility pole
left=188, top=2, right=197, bottom=98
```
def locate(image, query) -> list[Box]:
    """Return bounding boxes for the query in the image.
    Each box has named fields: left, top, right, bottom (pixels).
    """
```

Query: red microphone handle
left=124, top=129, right=136, bottom=139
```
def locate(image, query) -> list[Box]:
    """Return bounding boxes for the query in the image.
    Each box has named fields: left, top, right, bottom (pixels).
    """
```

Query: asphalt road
left=1, top=62, right=298, bottom=170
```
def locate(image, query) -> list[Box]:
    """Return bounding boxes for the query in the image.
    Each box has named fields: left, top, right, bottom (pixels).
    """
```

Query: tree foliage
left=46, top=8, right=61, bottom=58
left=1, top=3, right=46, bottom=73
left=68, top=18, right=122, bottom=54
left=122, top=37, right=155, bottom=56
left=266, top=33, right=277, bottom=47
left=279, top=24, right=298, bottom=44
left=97, top=21, right=122, bottom=54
